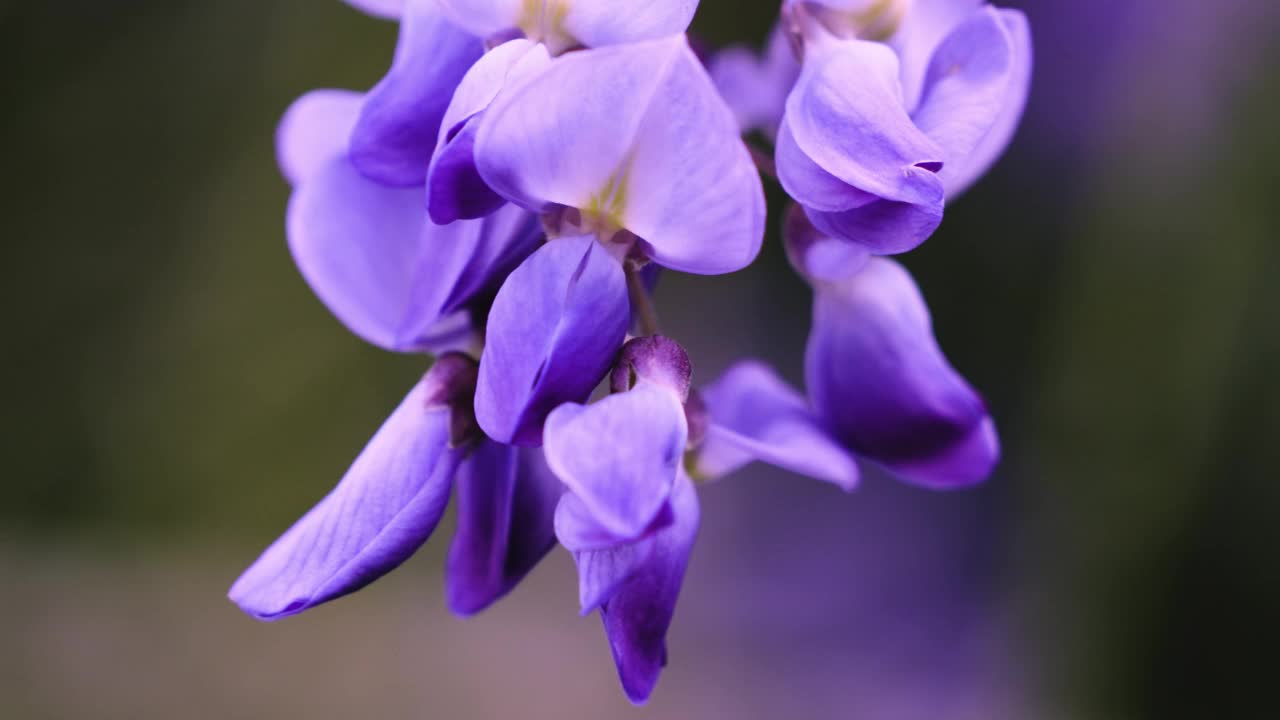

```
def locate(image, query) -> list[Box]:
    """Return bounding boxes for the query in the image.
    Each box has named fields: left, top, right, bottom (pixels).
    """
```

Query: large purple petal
left=342, top=0, right=406, bottom=21
left=696, top=360, right=858, bottom=490
left=475, top=235, right=629, bottom=445
left=287, top=156, right=474, bottom=352
left=349, top=1, right=484, bottom=187
left=446, top=442, right=562, bottom=616
left=475, top=36, right=765, bottom=275
left=806, top=257, right=999, bottom=488
left=543, top=379, right=686, bottom=539
left=427, top=39, right=551, bottom=224
left=229, top=379, right=461, bottom=620
left=580, top=474, right=699, bottom=705
left=937, top=9, right=1032, bottom=198
left=276, top=89, right=363, bottom=187
left=911, top=6, right=1017, bottom=193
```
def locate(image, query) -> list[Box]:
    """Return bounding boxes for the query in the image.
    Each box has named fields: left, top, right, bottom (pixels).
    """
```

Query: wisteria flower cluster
left=230, top=0, right=1031, bottom=704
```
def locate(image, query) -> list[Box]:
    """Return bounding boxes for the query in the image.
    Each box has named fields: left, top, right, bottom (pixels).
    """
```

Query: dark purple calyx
left=609, top=336, right=692, bottom=401
left=423, top=352, right=482, bottom=448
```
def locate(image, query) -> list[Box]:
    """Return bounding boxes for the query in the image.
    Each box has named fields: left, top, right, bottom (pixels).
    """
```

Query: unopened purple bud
left=609, top=336, right=692, bottom=401
left=422, top=352, right=482, bottom=448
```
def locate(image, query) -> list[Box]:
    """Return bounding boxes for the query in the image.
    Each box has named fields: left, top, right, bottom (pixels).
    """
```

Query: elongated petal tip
left=445, top=444, right=561, bottom=616
left=229, top=381, right=460, bottom=620
left=806, top=257, right=999, bottom=488
left=593, top=474, right=699, bottom=705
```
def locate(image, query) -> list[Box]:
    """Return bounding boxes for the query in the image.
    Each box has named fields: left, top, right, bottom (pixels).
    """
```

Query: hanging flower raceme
left=231, top=0, right=1030, bottom=706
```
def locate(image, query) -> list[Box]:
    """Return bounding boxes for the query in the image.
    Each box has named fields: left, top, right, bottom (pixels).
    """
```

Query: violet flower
left=737, top=0, right=1032, bottom=254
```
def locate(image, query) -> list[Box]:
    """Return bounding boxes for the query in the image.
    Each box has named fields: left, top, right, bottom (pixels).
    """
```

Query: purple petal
left=584, top=473, right=699, bottom=705
left=805, top=257, right=999, bottom=488
left=446, top=442, right=562, bottom=616
left=912, top=6, right=1018, bottom=193
left=558, top=1, right=699, bottom=49
left=474, top=235, right=629, bottom=445
left=709, top=25, right=799, bottom=137
left=434, top=0, right=521, bottom=39
left=803, top=193, right=945, bottom=256
left=349, top=1, right=484, bottom=187
left=475, top=36, right=765, bottom=275
left=938, top=9, right=1032, bottom=198
left=342, top=0, right=405, bottom=21
left=543, top=379, right=687, bottom=539
left=696, top=360, right=859, bottom=490
left=890, top=0, right=984, bottom=111
left=427, top=39, right=551, bottom=224
left=287, top=156, right=475, bottom=352
left=783, top=202, right=871, bottom=283
left=276, top=89, right=363, bottom=187
left=229, top=379, right=461, bottom=620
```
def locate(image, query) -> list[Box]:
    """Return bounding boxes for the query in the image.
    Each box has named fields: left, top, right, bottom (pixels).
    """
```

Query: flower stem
left=626, top=265, right=661, bottom=337
left=748, top=142, right=778, bottom=182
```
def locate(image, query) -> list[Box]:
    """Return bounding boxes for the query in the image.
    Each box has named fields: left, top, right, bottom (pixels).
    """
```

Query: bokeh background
left=3, top=1, right=1277, bottom=718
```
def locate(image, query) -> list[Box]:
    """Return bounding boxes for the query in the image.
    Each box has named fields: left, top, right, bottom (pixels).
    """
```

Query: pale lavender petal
left=435, top=0, right=521, bottom=39
left=446, top=442, right=562, bottom=616
left=588, top=474, right=699, bottom=705
left=543, top=379, right=686, bottom=539
left=349, top=1, right=484, bottom=187
left=696, top=360, right=859, bottom=490
left=709, top=25, right=799, bottom=137
left=912, top=6, right=1017, bottom=191
left=806, top=257, right=999, bottom=488
left=560, top=1, right=699, bottom=49
left=554, top=491, right=674, bottom=553
left=782, top=39, right=944, bottom=206
left=229, top=379, right=461, bottom=620
left=287, top=156, right=474, bottom=352
left=476, top=36, right=765, bottom=275
left=276, top=89, right=363, bottom=187
left=427, top=39, right=551, bottom=224
left=342, top=0, right=406, bottom=21
left=940, top=9, right=1032, bottom=198
left=890, top=0, right=984, bottom=111
left=474, top=235, right=629, bottom=445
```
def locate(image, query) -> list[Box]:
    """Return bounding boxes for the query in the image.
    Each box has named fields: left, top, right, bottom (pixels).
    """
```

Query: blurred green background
left=2, top=1, right=1277, bottom=718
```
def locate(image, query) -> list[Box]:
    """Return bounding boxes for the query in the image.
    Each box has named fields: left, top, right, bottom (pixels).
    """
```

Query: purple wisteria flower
left=724, top=0, right=1032, bottom=254
left=232, top=0, right=1029, bottom=706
